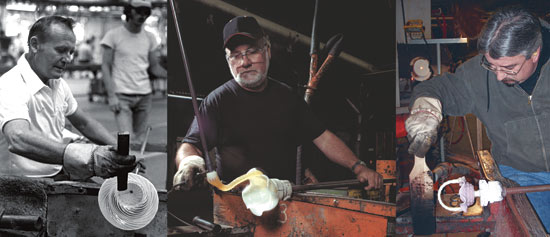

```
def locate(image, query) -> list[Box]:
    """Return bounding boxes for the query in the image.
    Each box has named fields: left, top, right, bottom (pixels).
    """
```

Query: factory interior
left=0, top=0, right=549, bottom=236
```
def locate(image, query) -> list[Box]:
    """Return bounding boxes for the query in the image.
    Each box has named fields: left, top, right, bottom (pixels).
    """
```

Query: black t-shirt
left=183, top=78, right=326, bottom=182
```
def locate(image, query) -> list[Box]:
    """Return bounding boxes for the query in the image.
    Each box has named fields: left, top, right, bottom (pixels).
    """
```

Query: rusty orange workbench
left=213, top=190, right=396, bottom=236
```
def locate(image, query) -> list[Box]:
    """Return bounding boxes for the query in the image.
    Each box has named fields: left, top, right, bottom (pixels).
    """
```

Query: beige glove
left=63, top=143, right=136, bottom=180
left=172, top=155, right=206, bottom=191
left=405, top=97, right=442, bottom=157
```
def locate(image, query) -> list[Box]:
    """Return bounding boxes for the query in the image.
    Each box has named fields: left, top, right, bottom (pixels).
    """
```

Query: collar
left=18, top=54, right=50, bottom=95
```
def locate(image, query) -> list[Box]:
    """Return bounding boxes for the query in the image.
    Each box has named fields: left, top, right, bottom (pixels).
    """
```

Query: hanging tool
left=117, top=132, right=130, bottom=191
left=304, top=33, right=344, bottom=104
left=296, top=0, right=320, bottom=185
left=409, top=155, right=435, bottom=235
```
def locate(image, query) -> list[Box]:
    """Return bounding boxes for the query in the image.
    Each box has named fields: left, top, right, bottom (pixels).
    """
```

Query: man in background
left=101, top=0, right=167, bottom=144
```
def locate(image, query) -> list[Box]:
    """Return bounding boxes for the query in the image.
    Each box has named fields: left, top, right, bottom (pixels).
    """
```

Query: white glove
left=63, top=143, right=136, bottom=180
left=405, top=97, right=442, bottom=157
left=172, top=155, right=206, bottom=191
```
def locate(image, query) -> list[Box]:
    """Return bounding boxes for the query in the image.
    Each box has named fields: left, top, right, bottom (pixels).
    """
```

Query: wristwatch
left=351, top=160, right=367, bottom=174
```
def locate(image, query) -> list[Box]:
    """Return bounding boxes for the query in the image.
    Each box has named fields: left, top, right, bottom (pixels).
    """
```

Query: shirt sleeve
left=146, top=31, right=159, bottom=52
left=182, top=94, right=220, bottom=153
left=296, top=94, right=326, bottom=143
left=59, top=79, right=78, bottom=116
left=0, top=76, right=30, bottom=131
left=410, top=55, right=480, bottom=116
left=100, top=29, right=116, bottom=49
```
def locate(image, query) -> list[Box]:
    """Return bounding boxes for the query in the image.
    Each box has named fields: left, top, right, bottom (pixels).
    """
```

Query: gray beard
left=236, top=72, right=265, bottom=89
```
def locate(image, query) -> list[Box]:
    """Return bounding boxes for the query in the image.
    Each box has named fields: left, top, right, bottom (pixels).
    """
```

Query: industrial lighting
left=410, top=56, right=432, bottom=81
left=6, top=2, right=37, bottom=12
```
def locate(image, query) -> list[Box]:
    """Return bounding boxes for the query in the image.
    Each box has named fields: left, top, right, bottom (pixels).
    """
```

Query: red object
left=396, top=114, right=408, bottom=138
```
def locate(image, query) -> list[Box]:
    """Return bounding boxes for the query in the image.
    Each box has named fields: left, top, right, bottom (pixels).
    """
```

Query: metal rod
left=0, top=215, right=43, bottom=231
left=292, top=178, right=396, bottom=192
left=117, top=132, right=130, bottom=191
left=169, top=0, right=213, bottom=172
left=193, top=216, right=221, bottom=233
left=505, top=184, right=550, bottom=195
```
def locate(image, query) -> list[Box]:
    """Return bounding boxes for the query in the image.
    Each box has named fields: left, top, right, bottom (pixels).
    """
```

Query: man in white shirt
left=0, top=15, right=136, bottom=180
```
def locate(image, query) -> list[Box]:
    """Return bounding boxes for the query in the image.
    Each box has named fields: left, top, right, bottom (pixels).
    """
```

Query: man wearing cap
left=0, top=15, right=136, bottom=180
left=172, top=16, right=383, bottom=191
left=101, top=0, right=167, bottom=144
left=406, top=7, right=550, bottom=231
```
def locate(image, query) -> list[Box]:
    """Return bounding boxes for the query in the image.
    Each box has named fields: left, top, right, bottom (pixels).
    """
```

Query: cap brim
left=223, top=33, right=257, bottom=49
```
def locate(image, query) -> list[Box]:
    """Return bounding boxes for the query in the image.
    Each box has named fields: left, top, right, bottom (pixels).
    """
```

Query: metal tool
left=439, top=176, right=550, bottom=212
left=168, top=0, right=213, bottom=172
left=192, top=216, right=221, bottom=233
left=117, top=132, right=130, bottom=191
left=409, top=155, right=435, bottom=235
left=292, top=178, right=396, bottom=192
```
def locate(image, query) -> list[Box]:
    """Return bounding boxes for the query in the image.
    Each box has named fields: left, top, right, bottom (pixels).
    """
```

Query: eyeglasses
left=226, top=45, right=267, bottom=65
left=480, top=55, right=527, bottom=76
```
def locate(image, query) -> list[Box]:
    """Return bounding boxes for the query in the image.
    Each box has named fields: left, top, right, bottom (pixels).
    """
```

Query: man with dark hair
left=406, top=7, right=550, bottom=231
left=101, top=0, right=167, bottom=144
left=0, top=15, right=136, bottom=180
left=172, top=16, right=383, bottom=191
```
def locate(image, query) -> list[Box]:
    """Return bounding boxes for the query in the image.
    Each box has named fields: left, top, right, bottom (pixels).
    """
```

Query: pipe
left=292, top=178, right=396, bottom=192
left=194, top=0, right=377, bottom=72
left=169, top=0, right=214, bottom=172
left=505, top=184, right=550, bottom=196
left=0, top=215, right=43, bottom=231
left=192, top=216, right=222, bottom=233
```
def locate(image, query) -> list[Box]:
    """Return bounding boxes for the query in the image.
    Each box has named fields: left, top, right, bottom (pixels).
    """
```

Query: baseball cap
left=223, top=16, right=264, bottom=49
left=129, top=0, right=152, bottom=8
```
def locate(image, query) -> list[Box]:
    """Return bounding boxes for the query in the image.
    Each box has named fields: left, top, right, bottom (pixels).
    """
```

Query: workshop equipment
left=213, top=188, right=395, bottom=236
left=117, top=132, right=129, bottom=191
left=97, top=132, right=160, bottom=230
left=397, top=150, right=547, bottom=236
left=438, top=176, right=550, bottom=212
left=0, top=176, right=167, bottom=236
left=408, top=155, right=435, bottom=234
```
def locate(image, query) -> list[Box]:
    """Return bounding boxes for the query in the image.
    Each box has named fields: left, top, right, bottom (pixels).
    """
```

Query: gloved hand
left=63, top=143, right=137, bottom=180
left=172, top=155, right=206, bottom=191
left=405, top=97, right=443, bottom=158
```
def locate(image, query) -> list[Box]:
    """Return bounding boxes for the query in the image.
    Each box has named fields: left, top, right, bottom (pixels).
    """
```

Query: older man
left=173, top=16, right=383, bottom=191
left=406, top=7, right=550, bottom=231
left=0, top=15, right=135, bottom=180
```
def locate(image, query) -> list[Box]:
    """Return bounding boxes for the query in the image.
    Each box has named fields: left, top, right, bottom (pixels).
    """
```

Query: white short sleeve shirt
left=0, top=55, right=78, bottom=177
left=101, top=26, right=159, bottom=95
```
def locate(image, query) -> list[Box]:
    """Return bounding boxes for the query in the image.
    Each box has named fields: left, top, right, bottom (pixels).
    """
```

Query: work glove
left=172, top=155, right=206, bottom=191
left=405, top=97, right=443, bottom=158
left=63, top=143, right=137, bottom=180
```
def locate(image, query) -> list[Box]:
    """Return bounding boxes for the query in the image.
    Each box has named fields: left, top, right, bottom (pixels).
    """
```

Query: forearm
left=72, top=118, right=116, bottom=146
left=175, top=143, right=202, bottom=168
left=101, top=64, right=116, bottom=98
left=313, top=130, right=360, bottom=170
left=5, top=121, right=66, bottom=164
left=151, top=64, right=167, bottom=79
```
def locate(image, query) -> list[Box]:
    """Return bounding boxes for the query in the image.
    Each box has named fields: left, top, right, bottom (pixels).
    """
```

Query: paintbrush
left=409, top=155, right=435, bottom=234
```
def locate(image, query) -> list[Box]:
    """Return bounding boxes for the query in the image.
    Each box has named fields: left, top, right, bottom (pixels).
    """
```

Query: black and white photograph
left=0, top=0, right=168, bottom=236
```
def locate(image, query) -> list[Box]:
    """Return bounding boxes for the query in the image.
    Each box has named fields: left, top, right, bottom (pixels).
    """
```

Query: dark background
left=167, top=0, right=396, bottom=225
